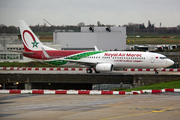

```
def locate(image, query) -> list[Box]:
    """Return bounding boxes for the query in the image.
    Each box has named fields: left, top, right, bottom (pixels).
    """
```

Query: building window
left=7, top=54, right=12, bottom=59
left=0, top=54, right=21, bottom=60
left=0, top=54, right=6, bottom=60
left=15, top=54, right=19, bottom=59
left=20, top=54, right=23, bottom=59
left=3, top=54, right=6, bottom=59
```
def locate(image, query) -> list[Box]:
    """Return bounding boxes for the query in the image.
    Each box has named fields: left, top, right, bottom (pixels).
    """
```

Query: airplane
left=18, top=20, right=174, bottom=74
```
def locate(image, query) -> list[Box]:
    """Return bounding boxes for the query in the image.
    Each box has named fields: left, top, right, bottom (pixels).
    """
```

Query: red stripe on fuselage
left=23, top=50, right=87, bottom=60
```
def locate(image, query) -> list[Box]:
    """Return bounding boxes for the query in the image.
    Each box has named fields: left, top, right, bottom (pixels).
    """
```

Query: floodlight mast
left=43, top=19, right=52, bottom=26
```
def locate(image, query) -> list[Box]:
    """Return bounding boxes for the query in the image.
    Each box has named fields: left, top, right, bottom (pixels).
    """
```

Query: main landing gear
left=86, top=68, right=93, bottom=73
left=86, top=68, right=100, bottom=73
left=155, top=70, right=159, bottom=74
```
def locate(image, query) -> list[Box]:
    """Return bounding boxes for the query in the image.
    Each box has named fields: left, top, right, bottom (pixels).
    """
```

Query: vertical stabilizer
left=18, top=20, right=55, bottom=51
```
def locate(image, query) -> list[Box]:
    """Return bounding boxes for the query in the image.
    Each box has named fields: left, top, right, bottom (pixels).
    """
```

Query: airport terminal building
left=53, top=26, right=126, bottom=50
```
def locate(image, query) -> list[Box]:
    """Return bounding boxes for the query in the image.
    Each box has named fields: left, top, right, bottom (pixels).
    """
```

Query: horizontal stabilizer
left=41, top=47, right=51, bottom=58
left=7, top=50, right=34, bottom=54
left=22, top=51, right=34, bottom=54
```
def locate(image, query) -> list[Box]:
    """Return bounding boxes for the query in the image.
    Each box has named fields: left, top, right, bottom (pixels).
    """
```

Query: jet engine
left=95, top=63, right=113, bottom=72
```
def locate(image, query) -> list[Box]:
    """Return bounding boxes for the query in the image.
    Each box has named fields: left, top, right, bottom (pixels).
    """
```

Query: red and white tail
left=18, top=20, right=55, bottom=51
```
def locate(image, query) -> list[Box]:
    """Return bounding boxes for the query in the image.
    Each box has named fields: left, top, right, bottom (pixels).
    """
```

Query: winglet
left=94, top=46, right=99, bottom=51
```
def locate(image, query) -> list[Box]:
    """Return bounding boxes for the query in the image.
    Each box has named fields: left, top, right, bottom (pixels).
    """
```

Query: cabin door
left=151, top=55, right=155, bottom=63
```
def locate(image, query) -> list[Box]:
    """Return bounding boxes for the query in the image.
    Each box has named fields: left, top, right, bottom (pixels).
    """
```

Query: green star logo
left=31, top=40, right=39, bottom=48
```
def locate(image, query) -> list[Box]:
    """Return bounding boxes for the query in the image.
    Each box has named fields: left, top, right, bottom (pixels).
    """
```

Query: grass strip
left=114, top=80, right=180, bottom=92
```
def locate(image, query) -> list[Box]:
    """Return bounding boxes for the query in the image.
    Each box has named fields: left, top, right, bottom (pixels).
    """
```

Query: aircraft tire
left=155, top=71, right=159, bottom=74
left=87, top=68, right=93, bottom=73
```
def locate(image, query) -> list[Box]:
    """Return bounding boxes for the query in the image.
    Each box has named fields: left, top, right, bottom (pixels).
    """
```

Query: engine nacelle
left=95, top=63, right=113, bottom=72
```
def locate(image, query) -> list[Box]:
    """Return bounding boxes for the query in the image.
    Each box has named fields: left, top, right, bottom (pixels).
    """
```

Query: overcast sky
left=0, top=0, right=180, bottom=27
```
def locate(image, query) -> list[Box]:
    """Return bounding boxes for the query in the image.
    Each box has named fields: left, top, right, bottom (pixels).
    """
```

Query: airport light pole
left=177, top=28, right=179, bottom=48
left=3, top=83, right=5, bottom=89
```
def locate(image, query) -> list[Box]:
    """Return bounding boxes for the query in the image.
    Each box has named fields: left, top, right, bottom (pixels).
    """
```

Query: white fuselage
left=18, top=20, right=174, bottom=72
left=62, top=51, right=174, bottom=69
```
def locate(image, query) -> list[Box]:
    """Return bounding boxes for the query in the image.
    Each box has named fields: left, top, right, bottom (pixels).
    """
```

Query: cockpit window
left=160, top=57, right=167, bottom=59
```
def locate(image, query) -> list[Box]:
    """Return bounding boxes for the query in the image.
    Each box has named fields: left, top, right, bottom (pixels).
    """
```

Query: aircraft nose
left=167, top=59, right=174, bottom=66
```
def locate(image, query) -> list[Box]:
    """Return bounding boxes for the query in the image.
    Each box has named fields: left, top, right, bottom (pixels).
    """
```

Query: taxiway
left=0, top=94, right=180, bottom=120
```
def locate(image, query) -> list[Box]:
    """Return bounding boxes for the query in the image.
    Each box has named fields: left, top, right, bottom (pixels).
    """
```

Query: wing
left=42, top=48, right=106, bottom=67
left=60, top=58, right=105, bottom=67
